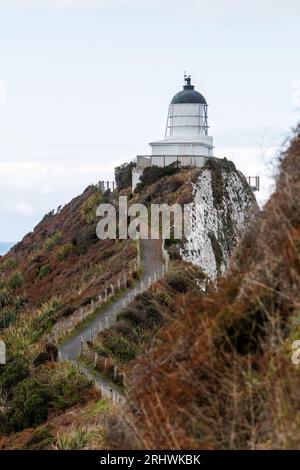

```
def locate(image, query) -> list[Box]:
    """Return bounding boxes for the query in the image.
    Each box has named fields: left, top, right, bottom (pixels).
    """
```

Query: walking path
left=59, top=238, right=165, bottom=403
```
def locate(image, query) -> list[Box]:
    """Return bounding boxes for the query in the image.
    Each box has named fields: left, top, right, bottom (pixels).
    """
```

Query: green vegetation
left=8, top=271, right=24, bottom=290
left=115, top=161, right=136, bottom=190
left=166, top=271, right=190, bottom=293
left=56, top=242, right=73, bottom=261
left=135, top=163, right=180, bottom=192
left=0, top=257, right=18, bottom=270
left=23, top=426, right=54, bottom=450
left=80, top=188, right=111, bottom=223
left=54, top=426, right=95, bottom=450
left=44, top=231, right=63, bottom=253
left=38, top=264, right=51, bottom=279
left=32, top=297, right=62, bottom=333
left=0, top=359, right=92, bottom=435
left=8, top=377, right=52, bottom=431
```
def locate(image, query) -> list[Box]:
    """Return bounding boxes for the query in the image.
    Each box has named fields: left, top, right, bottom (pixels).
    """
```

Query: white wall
left=167, top=103, right=207, bottom=137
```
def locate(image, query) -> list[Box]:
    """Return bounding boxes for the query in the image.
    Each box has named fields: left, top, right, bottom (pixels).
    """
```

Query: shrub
left=56, top=242, right=73, bottom=261
left=1, top=258, right=18, bottom=270
left=166, top=272, right=190, bottom=293
left=0, top=306, right=18, bottom=329
left=36, top=363, right=92, bottom=411
left=73, top=223, right=98, bottom=254
left=0, top=286, right=12, bottom=308
left=80, top=190, right=110, bottom=223
left=8, top=377, right=52, bottom=431
left=100, top=329, right=138, bottom=363
left=54, top=427, right=93, bottom=450
left=115, top=161, right=136, bottom=190
left=0, top=357, right=29, bottom=394
left=38, top=264, right=51, bottom=279
left=33, top=298, right=62, bottom=333
left=8, top=271, right=24, bottom=290
left=23, top=425, right=54, bottom=450
left=135, top=163, right=180, bottom=192
left=44, top=231, right=62, bottom=253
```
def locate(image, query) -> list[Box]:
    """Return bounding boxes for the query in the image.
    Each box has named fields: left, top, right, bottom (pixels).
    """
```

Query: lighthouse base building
left=132, top=75, right=214, bottom=191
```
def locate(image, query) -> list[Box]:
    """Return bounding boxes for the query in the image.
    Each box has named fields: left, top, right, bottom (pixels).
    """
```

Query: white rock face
left=181, top=164, right=257, bottom=279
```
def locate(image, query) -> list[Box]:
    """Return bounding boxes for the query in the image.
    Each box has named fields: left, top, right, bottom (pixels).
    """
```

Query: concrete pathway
left=59, top=238, right=164, bottom=402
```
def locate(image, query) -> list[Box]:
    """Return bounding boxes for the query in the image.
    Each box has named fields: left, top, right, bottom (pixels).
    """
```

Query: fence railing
left=98, top=180, right=115, bottom=191
left=246, top=176, right=260, bottom=192
left=51, top=262, right=140, bottom=343
left=58, top=239, right=170, bottom=405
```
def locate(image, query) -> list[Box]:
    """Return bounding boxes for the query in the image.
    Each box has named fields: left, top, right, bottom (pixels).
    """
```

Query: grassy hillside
left=0, top=182, right=138, bottom=443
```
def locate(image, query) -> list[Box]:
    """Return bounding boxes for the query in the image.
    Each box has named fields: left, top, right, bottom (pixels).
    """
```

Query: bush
left=36, top=363, right=92, bottom=411
left=100, top=329, right=138, bottom=363
left=135, top=163, right=180, bottom=192
left=44, top=231, right=63, bottom=253
left=0, top=306, right=18, bottom=329
left=33, top=298, right=61, bottom=333
left=23, top=425, right=54, bottom=450
left=80, top=190, right=111, bottom=223
left=73, top=223, right=98, bottom=254
left=0, top=358, right=29, bottom=394
left=8, top=271, right=24, bottom=290
left=0, top=286, right=12, bottom=308
left=115, top=162, right=136, bottom=190
left=8, top=377, right=52, bottom=431
left=1, top=258, right=18, bottom=270
left=166, top=272, right=190, bottom=293
left=54, top=427, right=93, bottom=450
left=38, top=264, right=51, bottom=279
left=56, top=242, right=73, bottom=261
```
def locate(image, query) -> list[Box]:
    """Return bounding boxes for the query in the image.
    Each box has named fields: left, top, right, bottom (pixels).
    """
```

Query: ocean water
left=0, top=242, right=15, bottom=256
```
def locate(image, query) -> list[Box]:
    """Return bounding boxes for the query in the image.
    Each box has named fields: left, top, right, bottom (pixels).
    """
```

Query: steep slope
left=121, top=127, right=300, bottom=449
left=0, top=183, right=138, bottom=440
left=182, top=159, right=257, bottom=277
left=131, top=159, right=257, bottom=278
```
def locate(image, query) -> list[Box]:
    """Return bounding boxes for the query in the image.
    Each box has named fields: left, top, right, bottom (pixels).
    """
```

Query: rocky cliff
left=180, top=159, right=257, bottom=278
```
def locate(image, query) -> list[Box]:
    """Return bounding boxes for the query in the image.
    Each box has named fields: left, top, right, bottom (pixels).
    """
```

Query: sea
left=0, top=242, right=16, bottom=256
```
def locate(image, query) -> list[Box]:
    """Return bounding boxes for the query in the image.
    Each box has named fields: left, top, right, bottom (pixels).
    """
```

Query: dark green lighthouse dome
left=171, top=75, right=207, bottom=105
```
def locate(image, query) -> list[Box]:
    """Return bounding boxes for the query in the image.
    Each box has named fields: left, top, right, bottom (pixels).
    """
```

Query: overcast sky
left=0, top=0, right=299, bottom=241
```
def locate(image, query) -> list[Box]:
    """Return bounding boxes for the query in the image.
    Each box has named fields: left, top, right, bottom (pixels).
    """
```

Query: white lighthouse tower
left=132, top=75, right=214, bottom=190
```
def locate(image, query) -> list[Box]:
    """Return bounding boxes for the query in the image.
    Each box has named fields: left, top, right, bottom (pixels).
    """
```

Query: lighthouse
left=132, top=74, right=214, bottom=190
